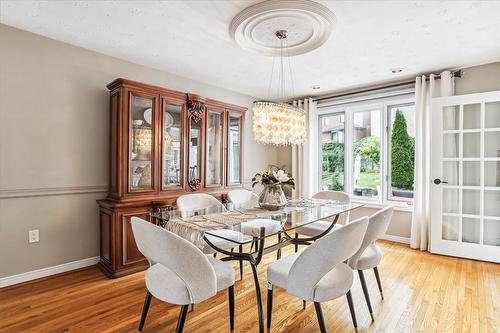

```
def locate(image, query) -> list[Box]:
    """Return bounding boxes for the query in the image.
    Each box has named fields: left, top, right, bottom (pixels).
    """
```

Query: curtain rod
left=313, top=69, right=462, bottom=102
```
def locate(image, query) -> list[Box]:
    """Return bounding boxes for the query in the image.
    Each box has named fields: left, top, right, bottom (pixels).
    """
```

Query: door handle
left=433, top=178, right=448, bottom=185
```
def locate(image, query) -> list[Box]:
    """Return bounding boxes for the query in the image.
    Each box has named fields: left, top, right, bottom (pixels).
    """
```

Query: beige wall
left=455, top=62, right=500, bottom=95
left=0, top=24, right=279, bottom=278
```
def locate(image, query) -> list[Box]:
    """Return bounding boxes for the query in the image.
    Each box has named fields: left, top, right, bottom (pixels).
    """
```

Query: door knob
left=433, top=178, right=448, bottom=185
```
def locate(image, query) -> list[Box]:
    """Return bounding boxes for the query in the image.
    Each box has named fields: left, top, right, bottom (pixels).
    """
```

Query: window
left=353, top=109, right=381, bottom=199
left=388, top=104, right=415, bottom=201
left=320, top=113, right=345, bottom=191
left=319, top=96, right=415, bottom=204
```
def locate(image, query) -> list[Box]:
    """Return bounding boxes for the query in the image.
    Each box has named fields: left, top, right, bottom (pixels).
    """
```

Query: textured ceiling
left=1, top=0, right=499, bottom=99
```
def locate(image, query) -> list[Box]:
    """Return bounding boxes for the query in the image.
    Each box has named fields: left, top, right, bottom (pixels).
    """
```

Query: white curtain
left=292, top=98, right=318, bottom=198
left=411, top=71, right=454, bottom=250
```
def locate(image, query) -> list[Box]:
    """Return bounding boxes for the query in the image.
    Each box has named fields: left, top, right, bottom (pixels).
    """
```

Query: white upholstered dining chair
left=266, top=216, right=370, bottom=332
left=347, top=205, right=394, bottom=321
left=227, top=189, right=282, bottom=247
left=294, top=191, right=351, bottom=251
left=131, top=217, right=235, bottom=333
left=176, top=193, right=251, bottom=254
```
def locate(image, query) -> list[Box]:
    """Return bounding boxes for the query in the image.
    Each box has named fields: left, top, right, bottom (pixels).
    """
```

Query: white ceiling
left=1, top=0, right=499, bottom=99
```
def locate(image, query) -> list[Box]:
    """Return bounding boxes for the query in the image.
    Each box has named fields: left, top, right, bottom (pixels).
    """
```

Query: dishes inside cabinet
left=143, top=108, right=152, bottom=125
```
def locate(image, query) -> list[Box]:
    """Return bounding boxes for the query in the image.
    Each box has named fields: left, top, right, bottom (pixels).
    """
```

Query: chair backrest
left=131, top=217, right=217, bottom=303
left=347, top=206, right=394, bottom=269
left=227, top=189, right=258, bottom=209
left=312, top=191, right=350, bottom=203
left=177, top=193, right=224, bottom=217
left=287, top=216, right=369, bottom=300
left=312, top=191, right=351, bottom=224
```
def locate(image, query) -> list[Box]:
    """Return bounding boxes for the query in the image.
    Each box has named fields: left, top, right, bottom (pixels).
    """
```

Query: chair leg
left=267, top=283, right=273, bottom=331
left=313, top=302, right=327, bottom=333
left=358, top=270, right=374, bottom=321
left=346, top=290, right=358, bottom=328
left=229, top=285, right=235, bottom=332
left=294, top=233, right=299, bottom=252
left=276, top=233, right=282, bottom=260
left=239, top=244, right=244, bottom=280
left=302, top=300, right=306, bottom=310
left=373, top=266, right=384, bottom=299
left=175, top=304, right=189, bottom=333
left=138, top=291, right=152, bottom=332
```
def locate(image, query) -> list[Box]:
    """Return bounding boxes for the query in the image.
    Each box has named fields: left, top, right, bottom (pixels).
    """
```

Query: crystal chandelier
left=252, top=30, right=306, bottom=146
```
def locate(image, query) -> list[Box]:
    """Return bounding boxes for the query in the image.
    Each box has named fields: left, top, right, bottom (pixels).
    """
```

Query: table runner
left=163, top=209, right=274, bottom=248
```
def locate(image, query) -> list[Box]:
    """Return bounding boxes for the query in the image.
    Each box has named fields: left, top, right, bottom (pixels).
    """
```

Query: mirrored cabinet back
left=98, top=79, right=246, bottom=278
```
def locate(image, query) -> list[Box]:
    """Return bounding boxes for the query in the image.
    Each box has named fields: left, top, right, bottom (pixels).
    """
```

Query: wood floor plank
left=0, top=241, right=498, bottom=333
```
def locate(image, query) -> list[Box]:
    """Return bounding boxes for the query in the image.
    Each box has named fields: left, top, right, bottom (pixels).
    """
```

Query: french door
left=430, top=91, right=500, bottom=263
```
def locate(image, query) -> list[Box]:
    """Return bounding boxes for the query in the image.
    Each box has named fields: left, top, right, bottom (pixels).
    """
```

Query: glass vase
left=258, top=184, right=287, bottom=210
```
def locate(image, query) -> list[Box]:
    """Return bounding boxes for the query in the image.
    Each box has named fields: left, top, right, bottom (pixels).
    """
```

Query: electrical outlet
left=29, top=229, right=39, bottom=243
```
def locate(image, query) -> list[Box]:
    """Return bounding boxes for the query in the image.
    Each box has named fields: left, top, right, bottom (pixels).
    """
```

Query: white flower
left=273, top=169, right=289, bottom=183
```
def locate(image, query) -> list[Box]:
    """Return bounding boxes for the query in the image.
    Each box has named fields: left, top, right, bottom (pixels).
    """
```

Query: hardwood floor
left=1, top=241, right=498, bottom=333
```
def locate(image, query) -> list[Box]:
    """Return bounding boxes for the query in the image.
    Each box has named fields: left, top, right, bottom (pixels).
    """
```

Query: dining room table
left=150, top=198, right=363, bottom=333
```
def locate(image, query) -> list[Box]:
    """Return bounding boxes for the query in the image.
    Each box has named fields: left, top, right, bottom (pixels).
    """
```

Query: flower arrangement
left=252, top=165, right=295, bottom=191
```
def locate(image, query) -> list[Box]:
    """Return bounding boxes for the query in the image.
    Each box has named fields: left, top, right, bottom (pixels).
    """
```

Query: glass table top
left=150, top=199, right=363, bottom=246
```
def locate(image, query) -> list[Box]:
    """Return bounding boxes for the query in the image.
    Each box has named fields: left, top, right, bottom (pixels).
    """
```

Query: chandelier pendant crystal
left=252, top=30, right=306, bottom=146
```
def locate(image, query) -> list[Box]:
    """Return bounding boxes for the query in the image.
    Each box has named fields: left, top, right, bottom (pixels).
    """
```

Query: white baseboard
left=380, top=234, right=410, bottom=244
left=0, top=256, right=100, bottom=288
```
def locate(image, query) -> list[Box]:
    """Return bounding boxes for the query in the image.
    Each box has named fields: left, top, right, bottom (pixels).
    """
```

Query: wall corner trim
left=0, top=256, right=100, bottom=288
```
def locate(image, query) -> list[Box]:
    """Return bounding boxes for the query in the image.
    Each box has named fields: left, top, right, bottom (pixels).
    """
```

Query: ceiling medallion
left=229, top=0, right=336, bottom=56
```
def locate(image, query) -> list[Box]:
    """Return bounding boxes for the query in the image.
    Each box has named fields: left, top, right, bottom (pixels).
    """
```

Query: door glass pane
left=388, top=104, right=415, bottom=202
left=228, top=115, right=241, bottom=184
left=443, top=161, right=459, bottom=185
left=443, top=105, right=459, bottom=130
left=443, top=188, right=459, bottom=214
left=463, top=104, right=481, bottom=129
left=484, top=190, right=500, bottom=217
left=130, top=96, right=153, bottom=190
left=485, top=101, right=500, bottom=128
left=443, top=134, right=459, bottom=157
left=442, top=215, right=459, bottom=241
left=462, top=189, right=480, bottom=215
left=463, top=161, right=480, bottom=186
left=353, top=110, right=381, bottom=198
left=484, top=219, right=500, bottom=246
left=206, top=111, right=222, bottom=185
left=163, top=104, right=182, bottom=187
left=462, top=217, right=480, bottom=244
left=189, top=119, right=201, bottom=183
left=484, top=161, right=500, bottom=187
left=463, top=132, right=480, bottom=158
left=320, top=113, right=345, bottom=191
left=484, top=132, right=500, bottom=157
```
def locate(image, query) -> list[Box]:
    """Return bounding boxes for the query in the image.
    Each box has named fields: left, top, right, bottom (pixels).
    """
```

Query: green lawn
left=355, top=171, right=379, bottom=189
left=321, top=171, right=380, bottom=190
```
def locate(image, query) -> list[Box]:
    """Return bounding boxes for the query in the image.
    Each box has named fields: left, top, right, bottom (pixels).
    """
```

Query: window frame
left=318, top=111, right=347, bottom=192
left=386, top=101, right=416, bottom=203
left=318, top=95, right=415, bottom=207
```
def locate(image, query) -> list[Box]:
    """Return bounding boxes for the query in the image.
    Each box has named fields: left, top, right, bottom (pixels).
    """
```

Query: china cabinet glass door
left=205, top=109, right=223, bottom=187
left=188, top=117, right=202, bottom=190
left=227, top=113, right=243, bottom=186
left=129, top=93, right=156, bottom=191
left=162, top=101, right=184, bottom=190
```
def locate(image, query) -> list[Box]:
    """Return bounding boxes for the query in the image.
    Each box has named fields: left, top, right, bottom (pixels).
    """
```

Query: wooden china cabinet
left=98, top=79, right=246, bottom=278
